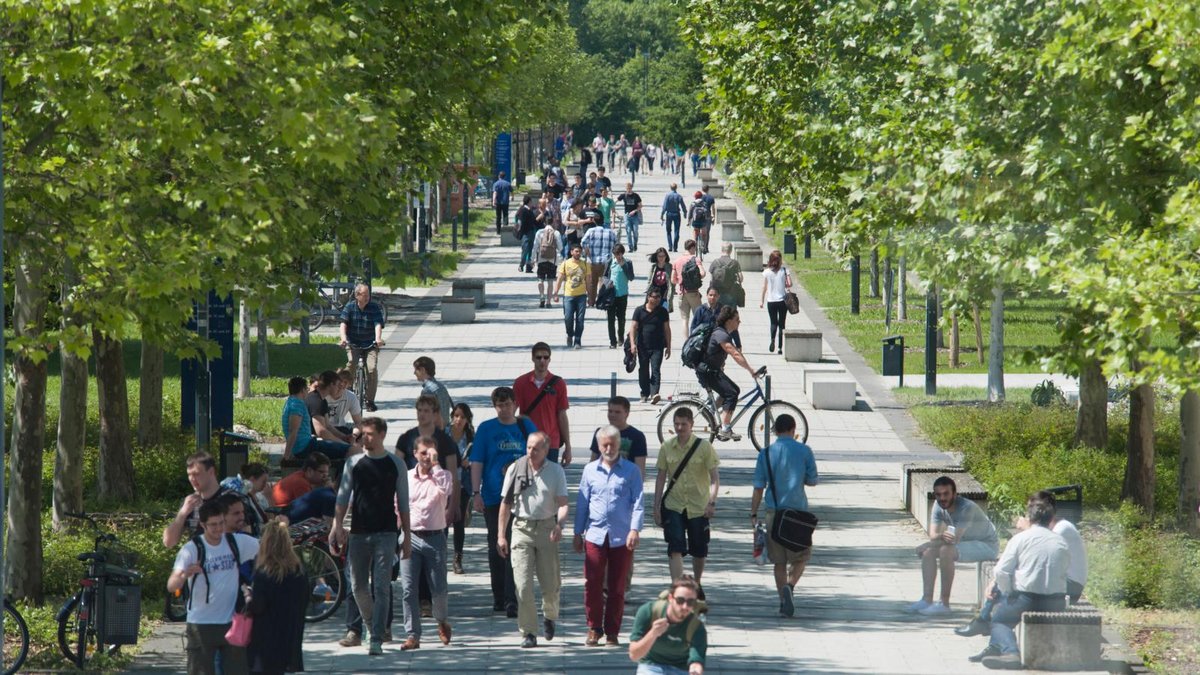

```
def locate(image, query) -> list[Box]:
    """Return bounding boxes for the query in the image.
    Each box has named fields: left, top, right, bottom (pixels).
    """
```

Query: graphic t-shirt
left=589, top=426, right=649, bottom=465
left=618, top=192, right=642, bottom=215
left=472, top=417, right=536, bottom=506
left=173, top=533, right=260, bottom=625
left=559, top=258, right=588, bottom=297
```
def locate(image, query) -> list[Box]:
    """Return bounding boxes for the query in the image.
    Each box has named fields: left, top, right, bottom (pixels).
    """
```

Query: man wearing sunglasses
left=628, top=575, right=707, bottom=675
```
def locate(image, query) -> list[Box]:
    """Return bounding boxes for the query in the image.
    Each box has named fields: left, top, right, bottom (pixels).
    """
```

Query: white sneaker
left=905, top=599, right=932, bottom=614
left=919, top=602, right=951, bottom=616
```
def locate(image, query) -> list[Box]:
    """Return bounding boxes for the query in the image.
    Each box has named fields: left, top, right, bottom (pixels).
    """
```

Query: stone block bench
left=732, top=242, right=762, bottom=272
left=440, top=295, right=476, bottom=323
left=805, top=373, right=857, bottom=410
left=698, top=167, right=714, bottom=181
left=797, top=362, right=847, bottom=390
left=702, top=180, right=725, bottom=198
left=715, top=204, right=738, bottom=223
left=720, top=220, right=747, bottom=242
left=783, top=329, right=823, bottom=362
left=1019, top=603, right=1103, bottom=670
left=451, top=278, right=486, bottom=308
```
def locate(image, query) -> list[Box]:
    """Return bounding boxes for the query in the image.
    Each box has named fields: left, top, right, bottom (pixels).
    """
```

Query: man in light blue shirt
left=750, top=413, right=818, bottom=618
left=574, top=425, right=644, bottom=647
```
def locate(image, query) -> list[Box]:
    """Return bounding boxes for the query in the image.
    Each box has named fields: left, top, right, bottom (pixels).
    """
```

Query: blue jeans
left=520, top=232, right=537, bottom=270
left=563, top=295, right=587, bottom=346
left=664, top=214, right=681, bottom=250
left=285, top=487, right=335, bottom=522
left=990, top=591, right=1065, bottom=654
left=300, top=437, right=351, bottom=461
left=637, top=664, right=689, bottom=675
left=626, top=213, right=642, bottom=250
left=347, top=532, right=398, bottom=643
left=400, top=532, right=448, bottom=640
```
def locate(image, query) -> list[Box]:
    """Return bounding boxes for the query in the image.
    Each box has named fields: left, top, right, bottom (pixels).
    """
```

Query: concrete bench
left=440, top=295, right=476, bottom=323
left=565, top=163, right=580, bottom=176
left=499, top=228, right=520, bottom=247
left=797, top=362, right=847, bottom=390
left=698, top=168, right=714, bottom=181
left=451, top=278, right=486, bottom=308
left=732, top=243, right=762, bottom=272
left=702, top=181, right=725, bottom=198
left=805, top=374, right=857, bottom=410
left=1020, top=604, right=1103, bottom=669
left=720, top=220, right=746, bottom=242
left=783, top=329, right=823, bottom=362
left=715, top=205, right=738, bottom=223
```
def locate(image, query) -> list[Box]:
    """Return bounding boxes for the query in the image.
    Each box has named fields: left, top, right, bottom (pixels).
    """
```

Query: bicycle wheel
left=164, top=585, right=188, bottom=622
left=298, top=544, right=345, bottom=623
left=57, top=592, right=120, bottom=668
left=354, top=364, right=368, bottom=404
left=748, top=400, right=809, bottom=450
left=657, top=400, right=718, bottom=445
left=3, top=601, right=29, bottom=675
left=304, top=303, right=326, bottom=332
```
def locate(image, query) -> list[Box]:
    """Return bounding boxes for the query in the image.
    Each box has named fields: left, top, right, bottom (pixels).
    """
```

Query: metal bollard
left=763, top=375, right=772, bottom=451
left=611, top=371, right=617, bottom=399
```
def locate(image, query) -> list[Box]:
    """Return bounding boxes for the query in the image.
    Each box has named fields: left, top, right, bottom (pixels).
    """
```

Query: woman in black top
left=646, top=247, right=672, bottom=303
left=629, top=289, right=672, bottom=403
left=247, top=521, right=306, bottom=674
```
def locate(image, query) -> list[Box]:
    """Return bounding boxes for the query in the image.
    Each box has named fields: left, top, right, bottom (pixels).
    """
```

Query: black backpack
left=680, top=322, right=715, bottom=370
left=681, top=257, right=702, bottom=292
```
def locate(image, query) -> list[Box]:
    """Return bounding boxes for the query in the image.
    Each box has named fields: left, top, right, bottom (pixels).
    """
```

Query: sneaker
left=540, top=300, right=546, bottom=309
left=521, top=634, right=537, bottom=649
left=769, top=342, right=775, bottom=353
left=380, top=630, right=392, bottom=643
left=574, top=343, right=582, bottom=350
left=780, top=585, right=795, bottom=618
left=452, top=554, right=464, bottom=574
left=981, top=652, right=1022, bottom=670
left=421, top=599, right=433, bottom=618
left=919, top=602, right=951, bottom=616
left=368, top=641, right=383, bottom=656
left=543, top=619, right=556, bottom=641
left=493, top=601, right=505, bottom=613
left=610, top=343, right=618, bottom=349
left=969, top=644, right=1001, bottom=663
left=905, top=599, right=933, bottom=614
left=650, top=393, right=660, bottom=405
left=640, top=396, right=649, bottom=403
left=338, top=631, right=361, bottom=647
left=955, top=618, right=991, bottom=637
left=365, top=402, right=378, bottom=413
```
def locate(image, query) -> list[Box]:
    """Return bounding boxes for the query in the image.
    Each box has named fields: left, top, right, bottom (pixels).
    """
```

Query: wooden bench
left=783, top=329, right=823, bottom=362
left=805, top=374, right=857, bottom=410
left=451, top=278, right=486, bottom=308
left=440, top=295, right=476, bottom=323
left=1019, top=603, right=1103, bottom=669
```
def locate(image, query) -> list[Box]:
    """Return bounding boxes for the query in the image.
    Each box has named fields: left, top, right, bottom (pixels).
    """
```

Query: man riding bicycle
left=339, top=283, right=387, bottom=412
left=696, top=306, right=758, bottom=441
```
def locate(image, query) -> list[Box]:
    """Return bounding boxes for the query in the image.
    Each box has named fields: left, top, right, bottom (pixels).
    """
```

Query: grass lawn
left=381, top=206, right=494, bottom=287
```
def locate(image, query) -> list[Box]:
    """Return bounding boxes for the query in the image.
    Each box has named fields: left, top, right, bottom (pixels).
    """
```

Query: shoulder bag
left=783, top=270, right=800, bottom=315
left=659, top=438, right=702, bottom=515
left=764, top=445, right=818, bottom=551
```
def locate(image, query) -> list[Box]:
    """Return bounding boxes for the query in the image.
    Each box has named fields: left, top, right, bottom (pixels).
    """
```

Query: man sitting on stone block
left=906, top=476, right=999, bottom=616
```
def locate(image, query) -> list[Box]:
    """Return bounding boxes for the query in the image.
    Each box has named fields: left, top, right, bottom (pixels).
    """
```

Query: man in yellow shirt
left=554, top=244, right=589, bottom=349
left=653, top=407, right=720, bottom=587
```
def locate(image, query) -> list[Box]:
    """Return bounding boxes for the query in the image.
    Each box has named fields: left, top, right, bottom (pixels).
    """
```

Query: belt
left=514, top=516, right=555, bottom=524
left=411, top=530, right=442, bottom=538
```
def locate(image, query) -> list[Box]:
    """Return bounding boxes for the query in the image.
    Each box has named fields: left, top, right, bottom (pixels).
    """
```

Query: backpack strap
left=187, top=534, right=207, bottom=610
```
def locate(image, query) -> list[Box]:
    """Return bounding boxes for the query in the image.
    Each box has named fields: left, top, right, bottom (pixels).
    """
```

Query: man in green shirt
left=653, top=407, right=720, bottom=585
left=628, top=576, right=707, bottom=675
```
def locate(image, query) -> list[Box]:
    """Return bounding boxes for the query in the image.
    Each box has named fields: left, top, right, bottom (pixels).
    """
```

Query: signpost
left=493, top=132, right=512, bottom=181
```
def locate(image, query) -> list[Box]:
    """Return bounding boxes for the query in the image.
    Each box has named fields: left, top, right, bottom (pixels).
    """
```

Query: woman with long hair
left=760, top=249, right=791, bottom=353
left=646, top=247, right=672, bottom=304
left=247, top=521, right=306, bottom=674
left=449, top=402, right=476, bottom=574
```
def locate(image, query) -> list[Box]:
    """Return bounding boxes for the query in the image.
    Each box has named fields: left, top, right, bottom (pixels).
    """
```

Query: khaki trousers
left=510, top=516, right=561, bottom=635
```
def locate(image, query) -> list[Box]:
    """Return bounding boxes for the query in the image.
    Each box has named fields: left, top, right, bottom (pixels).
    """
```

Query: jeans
left=637, top=664, right=689, bottom=675
left=400, top=531, right=448, bottom=640
left=520, top=232, right=537, bottom=270
left=562, top=295, right=587, bottom=346
left=766, top=300, right=788, bottom=346
left=300, top=437, right=351, bottom=462
left=510, top=517, right=561, bottom=636
left=347, top=532, right=398, bottom=643
left=990, top=591, right=1066, bottom=654
left=284, top=487, right=335, bottom=522
left=625, top=213, right=642, bottom=250
left=495, top=204, right=509, bottom=232
left=607, top=295, right=629, bottom=347
left=584, top=538, right=633, bottom=637
left=637, top=348, right=664, bottom=398
left=664, top=214, right=681, bottom=251
left=344, top=345, right=380, bottom=406
left=483, top=504, right=517, bottom=609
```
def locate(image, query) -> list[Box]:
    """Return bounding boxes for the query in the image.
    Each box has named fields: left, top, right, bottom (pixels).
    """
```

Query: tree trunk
left=1122, top=382, right=1156, bottom=515
left=299, top=311, right=310, bottom=346
left=898, top=256, right=907, bottom=320
left=137, top=340, right=163, bottom=448
left=973, top=304, right=985, bottom=365
left=1073, top=359, right=1108, bottom=449
left=950, top=313, right=961, bottom=368
left=869, top=247, right=880, bottom=298
left=238, top=300, right=251, bottom=399
left=256, top=309, right=270, bottom=377
left=1179, top=390, right=1200, bottom=534
left=94, top=331, right=136, bottom=502
left=987, top=285, right=1005, bottom=402
left=8, top=253, right=47, bottom=602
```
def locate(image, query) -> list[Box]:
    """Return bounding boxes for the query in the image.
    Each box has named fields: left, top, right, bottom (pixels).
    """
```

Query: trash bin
left=516, top=169, right=527, bottom=186
left=882, top=335, right=904, bottom=386
left=783, top=230, right=797, bottom=258
left=219, top=430, right=257, bottom=479
left=1046, top=484, right=1083, bottom=526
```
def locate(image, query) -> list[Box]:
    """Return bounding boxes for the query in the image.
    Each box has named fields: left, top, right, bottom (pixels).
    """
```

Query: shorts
left=764, top=510, right=815, bottom=566
left=955, top=539, right=1000, bottom=563
left=662, top=508, right=710, bottom=558
left=537, top=261, right=556, bottom=280
left=698, top=369, right=739, bottom=412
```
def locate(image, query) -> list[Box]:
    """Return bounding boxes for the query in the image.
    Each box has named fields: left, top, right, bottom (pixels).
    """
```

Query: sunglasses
left=671, top=595, right=697, bottom=606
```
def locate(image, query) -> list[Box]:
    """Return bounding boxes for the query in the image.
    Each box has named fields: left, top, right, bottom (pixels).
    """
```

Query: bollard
left=850, top=256, right=861, bottom=315
left=804, top=234, right=812, bottom=259
left=611, top=371, right=617, bottom=399
left=925, top=290, right=937, bottom=395
left=763, top=375, right=772, bottom=451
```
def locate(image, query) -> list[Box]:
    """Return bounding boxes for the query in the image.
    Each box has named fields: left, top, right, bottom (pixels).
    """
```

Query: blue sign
left=494, top=132, right=512, bottom=179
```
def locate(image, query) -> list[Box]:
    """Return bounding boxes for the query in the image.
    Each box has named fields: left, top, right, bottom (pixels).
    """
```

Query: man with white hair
left=339, top=283, right=387, bottom=412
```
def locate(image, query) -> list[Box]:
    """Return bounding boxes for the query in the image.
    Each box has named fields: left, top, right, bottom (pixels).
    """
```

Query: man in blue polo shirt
left=493, top=171, right=513, bottom=234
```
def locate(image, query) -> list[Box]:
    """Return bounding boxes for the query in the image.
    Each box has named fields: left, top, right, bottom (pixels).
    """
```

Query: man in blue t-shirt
left=492, top=171, right=513, bottom=234
left=750, top=414, right=818, bottom=618
left=471, top=386, right=537, bottom=617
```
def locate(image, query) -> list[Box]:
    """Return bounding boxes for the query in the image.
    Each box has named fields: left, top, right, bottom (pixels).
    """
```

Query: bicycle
left=304, top=281, right=389, bottom=331
left=288, top=518, right=347, bottom=623
left=657, top=366, right=808, bottom=450
left=344, top=341, right=378, bottom=406
left=2, top=598, right=29, bottom=675
left=57, top=512, right=142, bottom=669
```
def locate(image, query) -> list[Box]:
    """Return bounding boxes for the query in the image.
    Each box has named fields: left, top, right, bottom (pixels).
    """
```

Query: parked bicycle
left=57, top=512, right=142, bottom=669
left=289, top=518, right=346, bottom=623
left=304, top=281, right=389, bottom=331
left=657, top=366, right=808, bottom=450
left=2, top=598, right=29, bottom=675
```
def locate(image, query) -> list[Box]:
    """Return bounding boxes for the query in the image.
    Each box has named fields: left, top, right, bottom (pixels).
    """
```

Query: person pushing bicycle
left=339, top=283, right=386, bottom=412
left=696, top=306, right=758, bottom=441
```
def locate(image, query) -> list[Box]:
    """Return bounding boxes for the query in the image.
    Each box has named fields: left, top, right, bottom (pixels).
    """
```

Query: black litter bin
left=783, top=230, right=797, bottom=258
left=1046, top=484, right=1084, bottom=526
left=516, top=169, right=527, bottom=186
left=882, top=335, right=904, bottom=386
left=219, top=430, right=257, bottom=479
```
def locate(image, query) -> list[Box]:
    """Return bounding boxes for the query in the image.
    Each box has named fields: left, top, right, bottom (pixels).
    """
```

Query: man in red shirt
left=512, top=342, right=572, bottom=466
left=271, top=452, right=336, bottom=522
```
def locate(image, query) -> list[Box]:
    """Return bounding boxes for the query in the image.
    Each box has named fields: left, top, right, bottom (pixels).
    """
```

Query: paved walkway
left=130, top=165, right=1126, bottom=673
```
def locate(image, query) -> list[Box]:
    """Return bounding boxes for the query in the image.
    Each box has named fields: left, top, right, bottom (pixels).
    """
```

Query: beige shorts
left=765, top=510, right=815, bottom=565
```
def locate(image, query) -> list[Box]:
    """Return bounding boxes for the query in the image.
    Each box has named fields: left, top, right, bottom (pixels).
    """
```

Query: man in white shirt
left=327, top=369, right=363, bottom=436
left=971, top=493, right=1069, bottom=669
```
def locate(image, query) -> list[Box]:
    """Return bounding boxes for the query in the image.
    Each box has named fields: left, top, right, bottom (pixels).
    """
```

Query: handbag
left=225, top=611, right=253, bottom=647
left=784, top=291, right=800, bottom=315
left=731, top=284, right=746, bottom=308
left=764, top=445, right=818, bottom=551
left=596, top=278, right=615, bottom=310
left=623, top=337, right=637, bottom=373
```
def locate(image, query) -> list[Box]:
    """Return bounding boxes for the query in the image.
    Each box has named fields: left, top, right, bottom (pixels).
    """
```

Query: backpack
left=680, top=322, right=715, bottom=370
left=681, top=257, right=702, bottom=292
left=539, top=227, right=558, bottom=260
left=188, top=533, right=246, bottom=611
left=691, top=199, right=709, bottom=225
left=710, top=259, right=730, bottom=291
left=650, top=591, right=703, bottom=647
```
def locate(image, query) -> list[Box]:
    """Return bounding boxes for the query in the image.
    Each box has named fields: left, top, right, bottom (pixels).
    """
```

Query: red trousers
left=584, top=539, right=633, bottom=637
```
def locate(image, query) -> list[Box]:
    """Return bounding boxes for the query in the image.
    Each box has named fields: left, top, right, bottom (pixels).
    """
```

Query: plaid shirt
left=581, top=226, right=617, bottom=265
left=340, top=300, right=384, bottom=347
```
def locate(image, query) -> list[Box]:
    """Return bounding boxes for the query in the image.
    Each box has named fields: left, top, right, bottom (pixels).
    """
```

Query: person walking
left=654, top=407, right=720, bottom=587
left=617, top=182, right=644, bottom=252
left=575, top=425, right=645, bottom=647
left=631, top=137, right=645, bottom=175
left=515, top=194, right=540, bottom=273
left=580, top=203, right=617, bottom=306
left=628, top=576, right=708, bottom=675
left=646, top=248, right=672, bottom=302
left=555, top=244, right=589, bottom=349
left=497, top=432, right=570, bottom=648
left=398, top=436, right=454, bottom=650
left=448, top=402, right=475, bottom=575
left=606, top=245, right=635, bottom=349
left=707, top=242, right=744, bottom=309
left=760, top=250, right=792, bottom=354
left=750, top=414, right=819, bottom=617
left=534, top=217, right=563, bottom=309
left=330, top=417, right=411, bottom=656
left=660, top=184, right=686, bottom=252
left=588, top=396, right=649, bottom=474
left=492, top=171, right=513, bottom=234
left=672, top=241, right=706, bottom=336
left=513, top=342, right=573, bottom=465
left=246, top=521, right=306, bottom=675
left=629, top=289, right=672, bottom=404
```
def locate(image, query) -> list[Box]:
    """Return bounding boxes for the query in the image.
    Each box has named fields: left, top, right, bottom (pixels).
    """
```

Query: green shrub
left=1086, top=505, right=1200, bottom=610
left=42, top=517, right=175, bottom=602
